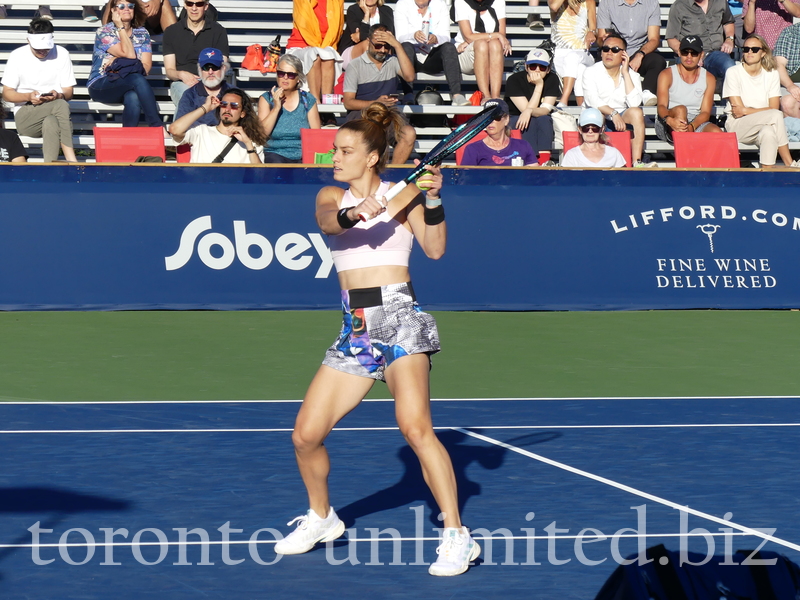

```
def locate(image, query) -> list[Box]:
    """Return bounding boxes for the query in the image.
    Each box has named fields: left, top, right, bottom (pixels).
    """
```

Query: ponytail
left=339, top=102, right=406, bottom=172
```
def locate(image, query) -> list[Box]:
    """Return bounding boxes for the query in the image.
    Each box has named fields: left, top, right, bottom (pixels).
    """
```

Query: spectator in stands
left=396, top=0, right=468, bottom=106
left=461, top=98, right=538, bottom=165
left=743, top=0, right=800, bottom=50
left=774, top=22, right=800, bottom=117
left=343, top=25, right=416, bottom=164
left=666, top=0, right=736, bottom=82
left=582, top=32, right=654, bottom=166
left=729, top=0, right=745, bottom=46
left=163, top=0, right=229, bottom=106
left=0, top=98, right=28, bottom=163
left=258, top=54, right=321, bottom=163
left=88, top=0, right=163, bottom=129
left=1, top=17, right=77, bottom=162
left=454, top=0, right=511, bottom=102
left=173, top=48, right=229, bottom=127
left=597, top=0, right=665, bottom=104
left=102, top=0, right=177, bottom=34
left=723, top=34, right=799, bottom=166
left=172, top=88, right=266, bottom=163
left=549, top=0, right=596, bottom=108
left=656, top=35, right=721, bottom=144
left=561, top=106, right=627, bottom=166
left=504, top=48, right=559, bottom=163
left=287, top=0, right=344, bottom=103
left=338, top=0, right=394, bottom=69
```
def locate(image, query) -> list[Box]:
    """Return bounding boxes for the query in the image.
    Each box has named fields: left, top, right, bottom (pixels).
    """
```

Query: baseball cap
left=198, top=47, right=224, bottom=68
left=525, top=48, right=550, bottom=67
left=28, top=33, right=54, bottom=50
left=679, top=36, right=703, bottom=53
left=484, top=98, right=509, bottom=116
left=579, top=107, right=604, bottom=128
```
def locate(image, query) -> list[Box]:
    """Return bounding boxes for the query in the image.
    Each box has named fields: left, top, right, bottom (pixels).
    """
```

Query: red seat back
left=673, top=131, right=740, bottom=168
left=455, top=129, right=523, bottom=165
left=176, top=144, right=192, bottom=163
left=562, top=130, right=633, bottom=167
left=94, top=127, right=166, bottom=163
left=301, top=128, right=338, bottom=164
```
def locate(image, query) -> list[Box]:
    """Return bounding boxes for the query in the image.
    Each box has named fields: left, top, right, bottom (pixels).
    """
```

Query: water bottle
left=421, top=15, right=430, bottom=39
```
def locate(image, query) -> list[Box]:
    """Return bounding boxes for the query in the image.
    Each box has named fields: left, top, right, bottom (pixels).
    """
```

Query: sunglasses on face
left=680, top=49, right=700, bottom=57
left=184, top=1, right=206, bottom=7
left=370, top=41, right=390, bottom=50
left=219, top=101, right=240, bottom=109
left=581, top=124, right=602, bottom=133
left=527, top=63, right=548, bottom=72
left=276, top=70, right=298, bottom=79
left=201, top=63, right=221, bottom=71
left=742, top=46, right=764, bottom=53
left=115, top=3, right=135, bottom=9
left=601, top=46, right=624, bottom=54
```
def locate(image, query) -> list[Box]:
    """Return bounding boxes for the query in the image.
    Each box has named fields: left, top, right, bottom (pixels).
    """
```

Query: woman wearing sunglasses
left=461, top=98, right=537, bottom=165
left=258, top=54, right=321, bottom=163
left=561, top=107, right=626, bottom=167
left=655, top=35, right=721, bottom=144
left=723, top=34, right=799, bottom=167
left=88, top=0, right=163, bottom=129
left=505, top=48, right=561, bottom=163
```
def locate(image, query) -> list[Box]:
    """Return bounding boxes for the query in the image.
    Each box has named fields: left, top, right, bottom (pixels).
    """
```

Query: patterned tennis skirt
left=322, top=282, right=441, bottom=382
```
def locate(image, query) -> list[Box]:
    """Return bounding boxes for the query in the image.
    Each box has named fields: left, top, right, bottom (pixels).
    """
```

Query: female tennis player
left=274, top=102, right=480, bottom=577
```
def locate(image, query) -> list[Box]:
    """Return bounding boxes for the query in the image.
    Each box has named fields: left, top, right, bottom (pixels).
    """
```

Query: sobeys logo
left=165, top=216, right=333, bottom=278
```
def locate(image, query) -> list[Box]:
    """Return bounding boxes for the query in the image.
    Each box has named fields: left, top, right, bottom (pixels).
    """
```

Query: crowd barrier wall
left=1, top=164, right=798, bottom=311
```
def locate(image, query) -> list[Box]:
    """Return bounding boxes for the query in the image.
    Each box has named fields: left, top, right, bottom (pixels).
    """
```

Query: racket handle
left=357, top=181, right=408, bottom=221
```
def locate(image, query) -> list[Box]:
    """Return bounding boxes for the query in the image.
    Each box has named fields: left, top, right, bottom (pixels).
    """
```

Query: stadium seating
left=672, top=131, right=740, bottom=168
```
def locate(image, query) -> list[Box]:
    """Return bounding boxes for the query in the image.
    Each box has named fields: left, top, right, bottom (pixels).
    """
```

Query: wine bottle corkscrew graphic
left=697, top=224, right=721, bottom=253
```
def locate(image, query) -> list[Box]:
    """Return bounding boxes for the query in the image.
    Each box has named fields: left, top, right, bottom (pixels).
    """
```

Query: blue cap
left=579, top=107, right=604, bottom=127
left=198, top=47, right=223, bottom=68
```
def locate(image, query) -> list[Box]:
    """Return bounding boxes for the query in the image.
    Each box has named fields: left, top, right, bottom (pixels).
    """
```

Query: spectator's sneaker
left=274, top=508, right=345, bottom=555
left=451, top=93, right=470, bottom=106
left=634, top=159, right=658, bottom=168
left=0, top=5, right=7, bottom=18
left=82, top=6, right=99, bottom=21
left=642, top=90, right=658, bottom=106
left=428, top=527, right=480, bottom=576
left=541, top=160, right=557, bottom=167
left=791, top=159, right=800, bottom=168
left=35, top=5, right=53, bottom=19
left=526, top=14, right=544, bottom=30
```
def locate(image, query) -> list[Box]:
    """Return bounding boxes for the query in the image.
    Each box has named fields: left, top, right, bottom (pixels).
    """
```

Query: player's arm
left=405, top=163, right=446, bottom=259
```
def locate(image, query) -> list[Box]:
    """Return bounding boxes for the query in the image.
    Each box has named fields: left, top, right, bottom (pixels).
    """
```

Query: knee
left=628, top=107, right=644, bottom=125
left=124, top=90, right=142, bottom=111
left=401, top=124, right=417, bottom=143
left=42, top=114, right=58, bottom=130
left=473, top=39, right=488, bottom=54
left=291, top=425, right=324, bottom=454
left=399, top=422, right=434, bottom=451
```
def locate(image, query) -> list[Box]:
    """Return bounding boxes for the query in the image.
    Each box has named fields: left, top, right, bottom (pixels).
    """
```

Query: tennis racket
left=358, top=101, right=504, bottom=221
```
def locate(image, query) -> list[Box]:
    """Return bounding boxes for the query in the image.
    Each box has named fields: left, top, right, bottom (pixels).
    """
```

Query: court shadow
left=0, top=486, right=132, bottom=579
left=336, top=430, right=560, bottom=528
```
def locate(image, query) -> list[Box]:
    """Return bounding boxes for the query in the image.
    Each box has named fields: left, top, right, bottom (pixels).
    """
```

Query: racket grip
left=357, top=181, right=408, bottom=221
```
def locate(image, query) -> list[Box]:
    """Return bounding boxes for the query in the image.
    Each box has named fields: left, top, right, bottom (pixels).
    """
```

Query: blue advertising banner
left=0, top=164, right=798, bottom=311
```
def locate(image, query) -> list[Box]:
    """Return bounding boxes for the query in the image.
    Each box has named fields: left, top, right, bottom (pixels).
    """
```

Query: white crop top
left=329, top=181, right=414, bottom=273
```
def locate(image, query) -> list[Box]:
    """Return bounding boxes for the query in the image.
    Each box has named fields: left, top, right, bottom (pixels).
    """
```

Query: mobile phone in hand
left=39, top=92, right=54, bottom=97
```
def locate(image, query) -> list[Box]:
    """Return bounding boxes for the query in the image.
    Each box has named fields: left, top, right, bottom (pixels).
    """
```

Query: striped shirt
left=596, top=0, right=661, bottom=55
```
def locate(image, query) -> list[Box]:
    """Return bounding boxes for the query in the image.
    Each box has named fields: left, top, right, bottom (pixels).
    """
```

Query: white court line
left=0, top=532, right=754, bottom=550
left=456, top=428, right=800, bottom=554
left=0, top=395, right=798, bottom=405
left=2, top=422, right=800, bottom=434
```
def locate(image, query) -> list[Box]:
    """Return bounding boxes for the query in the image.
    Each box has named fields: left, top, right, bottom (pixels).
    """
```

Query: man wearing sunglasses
left=343, top=24, right=417, bottom=164
left=666, top=0, right=736, bottom=82
left=582, top=32, right=655, bottom=167
left=597, top=0, right=666, bottom=105
left=173, top=47, right=230, bottom=127
left=163, top=0, right=229, bottom=106
left=1, top=17, right=77, bottom=163
left=171, top=88, right=266, bottom=164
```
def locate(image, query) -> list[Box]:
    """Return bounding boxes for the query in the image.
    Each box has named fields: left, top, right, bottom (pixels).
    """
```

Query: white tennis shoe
left=428, top=527, right=480, bottom=576
left=274, top=507, right=345, bottom=555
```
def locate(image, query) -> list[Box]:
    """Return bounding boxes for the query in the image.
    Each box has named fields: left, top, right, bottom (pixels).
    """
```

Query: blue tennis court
left=1, top=397, right=798, bottom=599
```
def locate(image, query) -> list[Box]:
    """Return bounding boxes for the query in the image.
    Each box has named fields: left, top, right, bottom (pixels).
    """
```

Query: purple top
left=461, top=137, right=537, bottom=166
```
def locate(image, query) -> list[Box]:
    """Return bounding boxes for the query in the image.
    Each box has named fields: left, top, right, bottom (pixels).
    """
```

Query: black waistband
left=349, top=282, right=415, bottom=309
